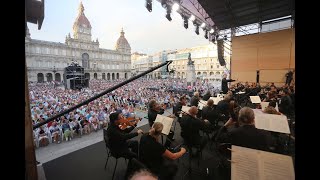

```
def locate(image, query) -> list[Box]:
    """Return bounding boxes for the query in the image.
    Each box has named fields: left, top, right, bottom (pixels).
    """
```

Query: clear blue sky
left=27, top=0, right=212, bottom=55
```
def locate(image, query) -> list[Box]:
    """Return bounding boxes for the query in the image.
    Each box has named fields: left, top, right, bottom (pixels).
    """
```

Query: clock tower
left=73, top=2, right=92, bottom=42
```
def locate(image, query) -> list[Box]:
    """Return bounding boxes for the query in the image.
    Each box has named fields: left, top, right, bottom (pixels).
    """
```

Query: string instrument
left=116, top=116, right=142, bottom=130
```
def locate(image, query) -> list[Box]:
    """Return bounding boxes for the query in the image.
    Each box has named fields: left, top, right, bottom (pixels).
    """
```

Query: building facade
left=131, top=45, right=230, bottom=81
left=25, top=2, right=131, bottom=83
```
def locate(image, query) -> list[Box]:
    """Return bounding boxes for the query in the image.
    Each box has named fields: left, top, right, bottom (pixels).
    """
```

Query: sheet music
left=253, top=109, right=290, bottom=134
left=198, top=100, right=207, bottom=110
left=209, top=97, right=223, bottom=105
left=154, top=114, right=174, bottom=135
left=231, top=145, right=295, bottom=180
left=261, top=102, right=269, bottom=110
left=250, top=96, right=261, bottom=103
left=182, top=106, right=191, bottom=113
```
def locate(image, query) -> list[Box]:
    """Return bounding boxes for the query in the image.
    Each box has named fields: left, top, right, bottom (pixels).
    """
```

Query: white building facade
left=131, top=45, right=230, bottom=81
left=25, top=2, right=131, bottom=83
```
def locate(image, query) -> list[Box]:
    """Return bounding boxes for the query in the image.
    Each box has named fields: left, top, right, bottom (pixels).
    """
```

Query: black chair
left=181, top=139, right=203, bottom=179
left=103, top=136, right=128, bottom=180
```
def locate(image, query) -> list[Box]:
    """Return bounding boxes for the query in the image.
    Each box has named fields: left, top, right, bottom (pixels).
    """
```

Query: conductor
left=221, top=74, right=235, bottom=94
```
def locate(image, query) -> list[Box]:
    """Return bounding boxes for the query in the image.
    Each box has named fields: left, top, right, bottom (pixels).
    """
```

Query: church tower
left=73, top=2, right=92, bottom=42
left=115, top=28, right=131, bottom=54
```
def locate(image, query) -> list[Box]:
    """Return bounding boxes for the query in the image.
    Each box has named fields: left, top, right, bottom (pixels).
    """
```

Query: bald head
left=194, top=92, right=199, bottom=97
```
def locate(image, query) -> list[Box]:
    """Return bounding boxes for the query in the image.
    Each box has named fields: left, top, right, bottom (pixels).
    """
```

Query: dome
left=73, top=2, right=92, bottom=29
left=115, top=28, right=131, bottom=51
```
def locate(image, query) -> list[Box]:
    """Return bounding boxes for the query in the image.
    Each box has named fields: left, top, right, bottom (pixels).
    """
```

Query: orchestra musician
left=180, top=106, right=209, bottom=153
left=147, top=100, right=165, bottom=127
left=263, top=100, right=281, bottom=115
left=147, top=99, right=175, bottom=148
left=173, top=95, right=187, bottom=123
left=190, top=92, right=200, bottom=107
left=139, top=122, right=186, bottom=180
left=215, top=107, right=274, bottom=151
left=106, top=112, right=143, bottom=159
left=202, top=91, right=211, bottom=101
left=201, top=99, right=219, bottom=125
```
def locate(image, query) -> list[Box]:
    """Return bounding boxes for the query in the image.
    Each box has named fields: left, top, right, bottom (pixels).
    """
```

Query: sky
left=27, top=0, right=212, bottom=55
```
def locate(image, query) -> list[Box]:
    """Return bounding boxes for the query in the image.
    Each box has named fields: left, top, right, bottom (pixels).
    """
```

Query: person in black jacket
left=147, top=100, right=165, bottom=127
left=173, top=95, right=187, bottom=123
left=216, top=107, right=274, bottom=151
left=180, top=106, right=209, bottom=151
left=106, top=112, right=143, bottom=159
left=221, top=74, right=235, bottom=94
left=202, top=91, right=211, bottom=101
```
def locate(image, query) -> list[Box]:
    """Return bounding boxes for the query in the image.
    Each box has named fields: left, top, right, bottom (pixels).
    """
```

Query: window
left=211, top=65, right=213, bottom=69
left=217, top=65, right=220, bottom=68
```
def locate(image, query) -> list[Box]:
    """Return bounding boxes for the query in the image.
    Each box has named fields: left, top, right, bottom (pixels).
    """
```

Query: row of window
left=27, top=61, right=130, bottom=70
left=28, top=46, right=130, bottom=61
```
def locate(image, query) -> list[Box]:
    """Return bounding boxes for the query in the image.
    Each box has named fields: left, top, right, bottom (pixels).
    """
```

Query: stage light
left=146, top=0, right=152, bottom=12
left=195, top=25, right=199, bottom=35
left=184, top=18, right=188, bottom=29
left=201, top=22, right=206, bottom=28
left=210, top=28, right=214, bottom=34
left=172, top=3, right=179, bottom=11
left=182, top=15, right=188, bottom=29
left=166, top=7, right=172, bottom=21
left=211, top=36, right=216, bottom=43
left=204, top=30, right=208, bottom=39
left=189, top=15, right=195, bottom=21
left=161, top=0, right=167, bottom=8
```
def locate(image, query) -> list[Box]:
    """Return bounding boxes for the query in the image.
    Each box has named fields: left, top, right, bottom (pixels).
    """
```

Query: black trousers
left=152, top=161, right=178, bottom=180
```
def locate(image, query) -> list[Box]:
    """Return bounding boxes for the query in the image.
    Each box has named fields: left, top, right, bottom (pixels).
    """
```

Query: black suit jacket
left=201, top=106, right=219, bottom=125
left=190, top=96, right=200, bottom=107
left=147, top=108, right=164, bottom=127
left=216, top=125, right=273, bottom=151
left=173, top=102, right=183, bottom=117
left=222, top=78, right=235, bottom=94
left=180, top=115, right=206, bottom=145
left=106, top=124, right=138, bottom=154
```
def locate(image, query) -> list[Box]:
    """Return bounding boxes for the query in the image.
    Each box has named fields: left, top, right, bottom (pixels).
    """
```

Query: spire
left=120, top=28, right=125, bottom=37
left=79, top=1, right=84, bottom=14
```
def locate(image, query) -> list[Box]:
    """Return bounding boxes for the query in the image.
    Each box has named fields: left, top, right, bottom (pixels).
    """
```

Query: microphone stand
left=34, top=61, right=173, bottom=129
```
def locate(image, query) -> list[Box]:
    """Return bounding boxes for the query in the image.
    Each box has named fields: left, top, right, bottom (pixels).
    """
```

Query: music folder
left=253, top=109, right=290, bottom=134
left=250, top=96, right=261, bottom=103
left=154, top=114, right=174, bottom=135
left=198, top=100, right=207, bottom=110
left=231, top=145, right=295, bottom=180
left=182, top=106, right=191, bottom=113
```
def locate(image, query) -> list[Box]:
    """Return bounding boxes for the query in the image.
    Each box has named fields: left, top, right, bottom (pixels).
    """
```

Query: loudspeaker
left=217, top=39, right=226, bottom=66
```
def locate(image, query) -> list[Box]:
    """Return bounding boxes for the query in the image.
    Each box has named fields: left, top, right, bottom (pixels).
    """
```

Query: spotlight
left=211, top=36, right=216, bottom=43
left=209, top=28, right=214, bottom=34
left=204, top=30, right=208, bottom=39
left=161, top=0, right=167, bottom=8
left=195, top=25, right=199, bottom=35
left=146, top=0, right=152, bottom=12
left=189, top=15, right=195, bottom=22
left=172, top=3, right=179, bottom=11
left=201, top=22, right=206, bottom=28
left=182, top=16, right=188, bottom=29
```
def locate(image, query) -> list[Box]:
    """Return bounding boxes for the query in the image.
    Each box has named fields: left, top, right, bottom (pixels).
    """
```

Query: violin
left=115, top=116, right=142, bottom=130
